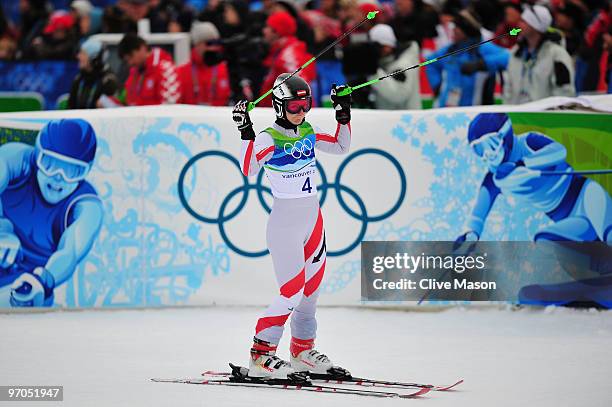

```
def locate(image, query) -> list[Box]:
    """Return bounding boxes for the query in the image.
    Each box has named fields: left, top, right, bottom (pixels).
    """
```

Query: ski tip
left=401, top=386, right=432, bottom=398
left=434, top=379, right=464, bottom=391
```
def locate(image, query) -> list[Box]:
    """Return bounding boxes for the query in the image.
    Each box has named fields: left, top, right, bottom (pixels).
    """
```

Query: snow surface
left=1, top=306, right=611, bottom=407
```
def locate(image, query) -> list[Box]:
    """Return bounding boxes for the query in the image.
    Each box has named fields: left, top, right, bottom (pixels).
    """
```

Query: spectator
left=68, top=38, right=120, bottom=109
left=178, top=22, right=231, bottom=106
left=504, top=5, right=575, bottom=104
left=553, top=1, right=586, bottom=55
left=578, top=0, right=611, bottom=92
left=17, top=0, right=51, bottom=59
left=103, top=0, right=150, bottom=34
left=368, top=23, right=421, bottom=109
left=337, top=0, right=360, bottom=29
left=302, top=9, right=342, bottom=62
left=426, top=10, right=509, bottom=107
left=0, top=5, right=18, bottom=60
left=213, top=0, right=268, bottom=102
left=149, top=0, right=195, bottom=33
left=259, top=11, right=317, bottom=106
left=389, top=0, right=439, bottom=49
left=494, top=1, right=522, bottom=49
left=198, top=0, right=226, bottom=31
left=25, top=10, right=79, bottom=60
left=270, top=0, right=316, bottom=54
left=118, top=33, right=181, bottom=106
left=432, top=0, right=463, bottom=52
left=319, top=0, right=341, bottom=19
left=471, top=0, right=504, bottom=34
left=218, top=0, right=251, bottom=38
left=71, top=0, right=103, bottom=38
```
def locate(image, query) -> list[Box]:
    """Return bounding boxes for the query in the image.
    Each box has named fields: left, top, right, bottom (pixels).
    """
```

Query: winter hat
left=358, top=1, right=379, bottom=17
left=80, top=37, right=102, bottom=59
left=43, top=11, right=76, bottom=34
left=190, top=22, right=220, bottom=44
left=71, top=0, right=93, bottom=17
left=267, top=11, right=297, bottom=37
left=453, top=9, right=482, bottom=38
left=369, top=24, right=397, bottom=48
left=521, top=5, right=552, bottom=33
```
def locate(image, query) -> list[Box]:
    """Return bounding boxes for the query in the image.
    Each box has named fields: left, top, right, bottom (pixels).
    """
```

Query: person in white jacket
left=368, top=24, right=421, bottom=110
left=504, top=5, right=575, bottom=105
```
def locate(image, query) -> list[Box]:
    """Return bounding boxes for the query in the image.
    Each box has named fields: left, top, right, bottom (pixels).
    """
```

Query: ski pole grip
left=336, top=86, right=353, bottom=97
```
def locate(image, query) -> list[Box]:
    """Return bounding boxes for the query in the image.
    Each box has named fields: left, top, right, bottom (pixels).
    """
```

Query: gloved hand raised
left=232, top=100, right=256, bottom=140
left=330, top=84, right=351, bottom=125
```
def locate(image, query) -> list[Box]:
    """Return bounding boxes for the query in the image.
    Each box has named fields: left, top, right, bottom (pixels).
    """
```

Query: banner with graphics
left=0, top=104, right=609, bottom=308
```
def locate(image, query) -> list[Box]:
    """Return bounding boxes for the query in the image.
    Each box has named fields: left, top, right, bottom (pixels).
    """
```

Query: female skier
left=232, top=73, right=352, bottom=379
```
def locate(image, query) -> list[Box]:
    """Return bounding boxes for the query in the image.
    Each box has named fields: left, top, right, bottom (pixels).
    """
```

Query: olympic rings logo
left=283, top=139, right=313, bottom=159
left=177, top=149, right=406, bottom=258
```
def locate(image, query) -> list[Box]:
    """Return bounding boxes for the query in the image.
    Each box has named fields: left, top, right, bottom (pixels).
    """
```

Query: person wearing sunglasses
left=0, top=119, right=103, bottom=307
left=232, top=73, right=352, bottom=380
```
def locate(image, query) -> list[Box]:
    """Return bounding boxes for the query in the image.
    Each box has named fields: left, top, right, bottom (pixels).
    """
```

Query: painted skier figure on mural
left=458, top=112, right=612, bottom=306
left=0, top=119, right=103, bottom=307
left=458, top=112, right=611, bottom=244
left=232, top=74, right=352, bottom=379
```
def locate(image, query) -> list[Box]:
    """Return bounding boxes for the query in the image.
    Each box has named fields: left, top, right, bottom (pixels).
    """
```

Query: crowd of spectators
left=1, top=0, right=611, bottom=110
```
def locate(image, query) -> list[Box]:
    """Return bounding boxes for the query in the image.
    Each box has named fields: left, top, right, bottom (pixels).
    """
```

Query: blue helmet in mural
left=38, top=119, right=97, bottom=163
left=467, top=113, right=514, bottom=170
left=35, top=119, right=97, bottom=184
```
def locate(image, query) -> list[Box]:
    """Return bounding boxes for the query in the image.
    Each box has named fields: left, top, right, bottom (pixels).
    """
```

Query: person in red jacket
left=259, top=11, right=316, bottom=106
left=178, top=22, right=231, bottom=106
left=118, top=33, right=181, bottom=106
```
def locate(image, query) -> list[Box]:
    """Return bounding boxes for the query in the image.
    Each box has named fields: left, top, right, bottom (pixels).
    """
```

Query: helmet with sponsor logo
left=271, top=73, right=312, bottom=120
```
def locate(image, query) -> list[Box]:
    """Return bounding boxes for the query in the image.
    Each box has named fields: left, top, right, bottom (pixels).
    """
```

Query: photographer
left=211, top=0, right=268, bottom=102
left=178, top=22, right=230, bottom=106
left=367, top=24, right=421, bottom=110
left=68, top=38, right=120, bottom=109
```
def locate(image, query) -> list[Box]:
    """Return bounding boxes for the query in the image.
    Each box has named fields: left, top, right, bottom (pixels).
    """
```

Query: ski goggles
left=469, top=120, right=511, bottom=158
left=285, top=97, right=312, bottom=114
left=36, top=147, right=91, bottom=183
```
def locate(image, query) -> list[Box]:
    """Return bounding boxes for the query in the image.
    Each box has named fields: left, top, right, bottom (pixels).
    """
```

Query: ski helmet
left=467, top=112, right=514, bottom=160
left=271, top=73, right=312, bottom=120
left=35, top=119, right=97, bottom=182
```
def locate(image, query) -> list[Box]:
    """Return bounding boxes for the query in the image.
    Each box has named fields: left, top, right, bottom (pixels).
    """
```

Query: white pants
left=254, top=196, right=327, bottom=345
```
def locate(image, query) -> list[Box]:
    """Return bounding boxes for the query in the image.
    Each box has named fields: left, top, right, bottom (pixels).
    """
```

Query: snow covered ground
left=1, top=306, right=611, bottom=407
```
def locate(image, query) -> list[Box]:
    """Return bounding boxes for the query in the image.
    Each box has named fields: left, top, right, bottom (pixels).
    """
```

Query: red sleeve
left=157, top=60, right=181, bottom=104
left=124, top=70, right=136, bottom=106
left=585, top=11, right=609, bottom=48
left=176, top=63, right=193, bottom=104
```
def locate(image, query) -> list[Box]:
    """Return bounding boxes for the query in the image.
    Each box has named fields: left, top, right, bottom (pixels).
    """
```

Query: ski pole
left=247, top=10, right=380, bottom=111
left=337, top=28, right=522, bottom=96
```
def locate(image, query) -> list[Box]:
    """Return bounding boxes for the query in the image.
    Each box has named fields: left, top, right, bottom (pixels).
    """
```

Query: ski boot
left=248, top=337, right=304, bottom=381
left=289, top=337, right=351, bottom=379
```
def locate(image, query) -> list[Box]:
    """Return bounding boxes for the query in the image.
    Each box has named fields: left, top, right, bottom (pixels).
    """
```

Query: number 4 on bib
left=302, top=177, right=312, bottom=193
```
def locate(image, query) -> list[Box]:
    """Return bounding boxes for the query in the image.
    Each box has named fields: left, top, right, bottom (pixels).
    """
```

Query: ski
left=202, top=367, right=463, bottom=391
left=320, top=376, right=464, bottom=391
left=151, top=376, right=431, bottom=399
